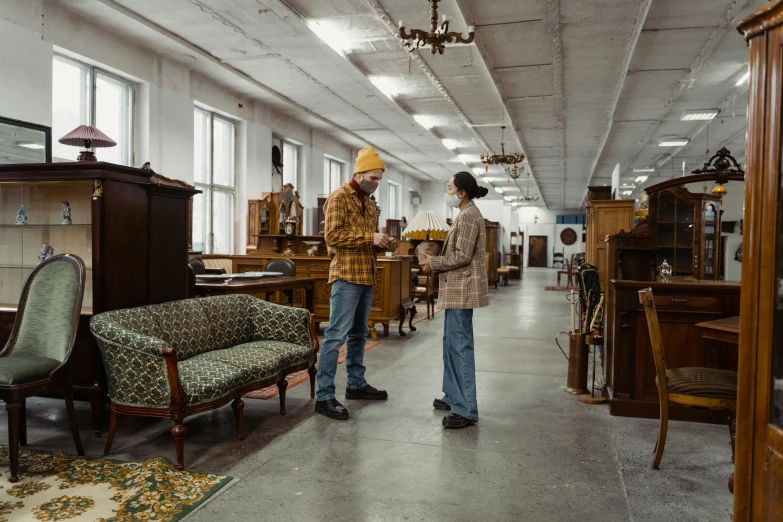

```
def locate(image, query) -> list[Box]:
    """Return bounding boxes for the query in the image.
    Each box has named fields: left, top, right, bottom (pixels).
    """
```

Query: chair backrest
left=188, top=258, right=206, bottom=275
left=4, top=254, right=86, bottom=364
left=576, top=263, right=601, bottom=325
left=265, top=258, right=296, bottom=277
left=638, top=287, right=668, bottom=398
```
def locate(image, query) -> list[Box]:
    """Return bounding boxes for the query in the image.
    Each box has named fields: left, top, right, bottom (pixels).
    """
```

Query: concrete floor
left=2, top=268, right=734, bottom=521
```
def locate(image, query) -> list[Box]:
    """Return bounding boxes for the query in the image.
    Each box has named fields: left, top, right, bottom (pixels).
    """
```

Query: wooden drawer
left=652, top=294, right=720, bottom=312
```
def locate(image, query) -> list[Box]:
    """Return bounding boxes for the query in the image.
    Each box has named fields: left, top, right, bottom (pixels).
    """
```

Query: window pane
left=323, top=158, right=330, bottom=194
left=192, top=187, right=209, bottom=253
left=52, top=57, right=90, bottom=162
left=388, top=183, right=398, bottom=219
left=212, top=189, right=234, bottom=254
left=95, top=73, right=132, bottom=166
left=193, top=109, right=209, bottom=185
left=283, top=143, right=297, bottom=186
left=213, top=117, right=234, bottom=187
left=331, top=160, right=342, bottom=192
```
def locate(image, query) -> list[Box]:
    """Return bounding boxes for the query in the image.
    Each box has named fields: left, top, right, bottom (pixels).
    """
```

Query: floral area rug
left=0, top=446, right=231, bottom=521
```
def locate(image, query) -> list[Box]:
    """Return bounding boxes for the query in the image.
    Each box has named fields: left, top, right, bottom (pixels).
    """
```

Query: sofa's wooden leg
left=308, top=365, right=316, bottom=399
left=104, top=409, right=117, bottom=456
left=277, top=378, right=288, bottom=415
left=171, top=422, right=186, bottom=471
left=231, top=398, right=244, bottom=441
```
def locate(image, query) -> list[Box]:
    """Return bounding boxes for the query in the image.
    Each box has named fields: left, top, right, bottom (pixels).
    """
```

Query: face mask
left=359, top=176, right=379, bottom=194
left=444, top=192, right=462, bottom=208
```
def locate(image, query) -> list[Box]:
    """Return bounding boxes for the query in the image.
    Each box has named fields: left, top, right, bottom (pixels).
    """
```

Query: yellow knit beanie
left=354, top=146, right=386, bottom=174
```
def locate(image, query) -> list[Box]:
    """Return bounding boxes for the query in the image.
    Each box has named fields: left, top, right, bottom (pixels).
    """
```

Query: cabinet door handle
left=671, top=298, right=688, bottom=303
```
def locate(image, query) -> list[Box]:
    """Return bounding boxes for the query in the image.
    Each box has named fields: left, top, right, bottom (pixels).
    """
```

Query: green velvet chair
left=0, top=254, right=86, bottom=482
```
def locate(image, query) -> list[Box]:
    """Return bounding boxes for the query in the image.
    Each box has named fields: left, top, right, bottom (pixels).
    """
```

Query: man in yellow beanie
left=316, top=146, right=398, bottom=420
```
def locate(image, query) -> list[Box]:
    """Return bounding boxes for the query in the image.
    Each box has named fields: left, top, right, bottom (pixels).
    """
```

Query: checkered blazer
left=430, top=202, right=489, bottom=310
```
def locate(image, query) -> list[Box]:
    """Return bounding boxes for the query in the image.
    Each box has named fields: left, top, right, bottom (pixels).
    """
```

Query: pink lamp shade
left=58, top=125, right=116, bottom=161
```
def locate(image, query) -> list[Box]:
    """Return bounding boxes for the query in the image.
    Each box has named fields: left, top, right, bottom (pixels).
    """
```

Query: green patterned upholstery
left=10, top=260, right=80, bottom=362
left=90, top=295, right=315, bottom=408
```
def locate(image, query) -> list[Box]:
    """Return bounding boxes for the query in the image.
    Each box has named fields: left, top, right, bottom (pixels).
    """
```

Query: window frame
left=388, top=181, right=400, bottom=220
left=193, top=107, right=236, bottom=254
left=324, top=155, right=345, bottom=194
left=52, top=54, right=135, bottom=166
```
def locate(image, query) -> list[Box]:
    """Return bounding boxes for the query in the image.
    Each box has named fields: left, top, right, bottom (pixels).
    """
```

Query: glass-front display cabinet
left=0, top=181, right=93, bottom=311
left=0, top=162, right=197, bottom=435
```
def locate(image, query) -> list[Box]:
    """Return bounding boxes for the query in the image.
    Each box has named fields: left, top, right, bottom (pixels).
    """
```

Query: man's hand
left=387, top=238, right=400, bottom=251
left=373, top=233, right=391, bottom=249
left=420, top=252, right=432, bottom=273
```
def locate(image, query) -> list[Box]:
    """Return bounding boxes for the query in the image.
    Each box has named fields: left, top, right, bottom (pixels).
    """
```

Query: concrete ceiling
left=54, top=0, right=763, bottom=209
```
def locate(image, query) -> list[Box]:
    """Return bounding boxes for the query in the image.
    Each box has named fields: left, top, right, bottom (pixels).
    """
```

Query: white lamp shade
left=402, top=211, right=450, bottom=240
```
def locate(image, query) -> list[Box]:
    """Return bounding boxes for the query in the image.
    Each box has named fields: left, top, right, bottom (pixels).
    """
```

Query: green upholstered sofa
left=89, top=294, right=318, bottom=470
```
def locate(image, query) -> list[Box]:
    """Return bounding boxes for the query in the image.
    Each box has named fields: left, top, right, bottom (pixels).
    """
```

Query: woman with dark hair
left=420, top=172, right=490, bottom=428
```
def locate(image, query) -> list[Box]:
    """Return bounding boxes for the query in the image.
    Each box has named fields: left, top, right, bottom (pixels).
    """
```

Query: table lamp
left=402, top=211, right=450, bottom=241
left=58, top=125, right=117, bottom=161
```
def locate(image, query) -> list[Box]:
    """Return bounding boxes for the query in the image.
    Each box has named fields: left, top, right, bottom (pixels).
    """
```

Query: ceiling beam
left=581, top=0, right=654, bottom=207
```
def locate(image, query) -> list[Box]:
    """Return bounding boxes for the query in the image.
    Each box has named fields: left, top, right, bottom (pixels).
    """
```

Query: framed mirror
left=0, top=116, right=51, bottom=164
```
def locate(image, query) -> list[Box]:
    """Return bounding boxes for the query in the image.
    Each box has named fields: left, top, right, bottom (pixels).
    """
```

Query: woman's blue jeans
left=442, top=309, right=479, bottom=421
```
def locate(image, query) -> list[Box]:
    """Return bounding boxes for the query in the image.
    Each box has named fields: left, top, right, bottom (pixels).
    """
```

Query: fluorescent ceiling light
left=511, top=202, right=520, bottom=207
left=736, top=69, right=750, bottom=87
left=622, top=190, right=632, bottom=196
left=494, top=186, right=504, bottom=194
left=680, top=109, right=719, bottom=121
left=308, top=20, right=353, bottom=55
left=458, top=154, right=481, bottom=165
left=659, top=138, right=689, bottom=147
left=503, top=196, right=514, bottom=202
left=369, top=76, right=404, bottom=100
left=413, top=114, right=437, bottom=129
left=472, top=167, right=486, bottom=176
left=635, top=175, right=648, bottom=183
left=633, top=168, right=654, bottom=173
left=18, top=142, right=45, bottom=150
left=442, top=139, right=459, bottom=150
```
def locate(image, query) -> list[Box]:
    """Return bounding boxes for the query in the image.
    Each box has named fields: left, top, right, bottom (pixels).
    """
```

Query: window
left=193, top=107, right=236, bottom=254
left=283, top=141, right=298, bottom=186
left=324, top=156, right=344, bottom=194
left=388, top=182, right=399, bottom=219
left=52, top=55, right=133, bottom=165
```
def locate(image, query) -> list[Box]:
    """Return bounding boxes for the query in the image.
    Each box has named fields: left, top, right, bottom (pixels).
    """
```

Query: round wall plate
left=560, top=228, right=577, bottom=246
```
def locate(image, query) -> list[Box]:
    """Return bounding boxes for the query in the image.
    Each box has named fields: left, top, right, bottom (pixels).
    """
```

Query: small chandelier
left=505, top=163, right=522, bottom=180
left=481, top=126, right=524, bottom=168
left=519, top=171, right=540, bottom=202
left=398, top=0, right=475, bottom=55
left=690, top=146, right=744, bottom=196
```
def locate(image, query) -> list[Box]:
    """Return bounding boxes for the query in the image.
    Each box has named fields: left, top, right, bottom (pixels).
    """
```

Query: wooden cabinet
left=585, top=199, right=635, bottom=288
left=246, top=189, right=304, bottom=252
left=605, top=279, right=740, bottom=421
left=0, top=162, right=197, bottom=433
left=734, top=4, right=783, bottom=519
left=649, top=186, right=722, bottom=280
left=485, top=220, right=500, bottom=288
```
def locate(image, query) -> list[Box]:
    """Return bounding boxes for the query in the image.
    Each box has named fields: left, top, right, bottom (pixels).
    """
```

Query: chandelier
left=481, top=126, right=524, bottom=168
left=518, top=171, right=540, bottom=202
left=398, top=0, right=475, bottom=55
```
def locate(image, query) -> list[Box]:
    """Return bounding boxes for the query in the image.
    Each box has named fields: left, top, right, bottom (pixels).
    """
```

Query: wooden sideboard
left=605, top=279, right=740, bottom=422
left=222, top=255, right=413, bottom=337
left=585, top=199, right=635, bottom=288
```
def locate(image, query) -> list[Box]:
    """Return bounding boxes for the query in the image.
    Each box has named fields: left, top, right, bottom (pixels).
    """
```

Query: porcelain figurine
left=62, top=200, right=72, bottom=225
left=659, top=259, right=673, bottom=280
left=37, top=243, right=54, bottom=264
left=15, top=205, right=27, bottom=225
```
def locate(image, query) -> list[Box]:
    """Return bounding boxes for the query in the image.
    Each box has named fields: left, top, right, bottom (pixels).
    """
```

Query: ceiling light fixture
left=369, top=76, right=403, bottom=100
left=459, top=154, right=480, bottom=165
left=481, top=126, right=524, bottom=174
left=413, top=114, right=437, bottom=129
left=633, top=167, right=654, bottom=173
left=659, top=138, right=690, bottom=147
left=398, top=0, right=474, bottom=55
left=441, top=139, right=459, bottom=150
left=472, top=167, right=485, bottom=176
left=308, top=20, right=353, bottom=56
left=622, top=190, right=633, bottom=196
left=17, top=142, right=45, bottom=150
left=503, top=196, right=514, bottom=202
left=518, top=171, right=540, bottom=202
left=736, top=69, right=750, bottom=87
left=690, top=146, right=745, bottom=197
left=680, top=109, right=719, bottom=121
left=495, top=186, right=504, bottom=194
left=635, top=175, right=648, bottom=183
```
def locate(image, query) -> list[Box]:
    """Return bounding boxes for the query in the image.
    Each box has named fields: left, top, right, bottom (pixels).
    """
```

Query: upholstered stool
left=497, top=267, right=510, bottom=286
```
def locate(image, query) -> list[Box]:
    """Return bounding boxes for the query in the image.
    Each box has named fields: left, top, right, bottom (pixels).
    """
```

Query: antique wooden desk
left=195, top=277, right=315, bottom=313
left=605, top=279, right=740, bottom=422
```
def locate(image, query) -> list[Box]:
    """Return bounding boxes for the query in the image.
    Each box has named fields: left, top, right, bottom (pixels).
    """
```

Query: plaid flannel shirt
left=324, top=183, right=378, bottom=285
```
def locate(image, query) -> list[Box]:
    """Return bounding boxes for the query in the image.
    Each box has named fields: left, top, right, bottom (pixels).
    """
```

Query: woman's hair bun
left=453, top=171, right=488, bottom=200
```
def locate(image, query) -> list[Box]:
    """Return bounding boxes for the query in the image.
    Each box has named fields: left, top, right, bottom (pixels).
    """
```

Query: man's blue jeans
left=442, top=309, right=479, bottom=421
left=316, top=279, right=374, bottom=401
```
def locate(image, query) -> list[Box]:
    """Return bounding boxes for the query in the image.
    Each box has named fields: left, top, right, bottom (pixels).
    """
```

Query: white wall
left=1, top=0, right=424, bottom=253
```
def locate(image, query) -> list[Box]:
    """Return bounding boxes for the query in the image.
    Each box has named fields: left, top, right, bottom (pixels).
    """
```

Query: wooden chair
left=553, top=248, right=565, bottom=269
left=265, top=258, right=296, bottom=305
left=638, top=287, right=737, bottom=470
left=411, top=272, right=435, bottom=319
left=557, top=255, right=573, bottom=287
left=0, top=254, right=86, bottom=482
